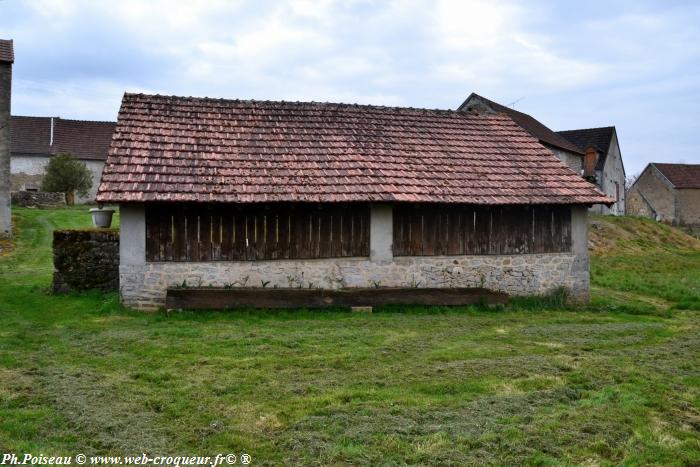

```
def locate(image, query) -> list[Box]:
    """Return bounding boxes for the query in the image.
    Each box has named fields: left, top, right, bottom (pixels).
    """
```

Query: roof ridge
left=653, top=162, right=700, bottom=167
left=123, top=92, right=470, bottom=116
left=12, top=115, right=116, bottom=124
left=55, top=117, right=117, bottom=125
left=557, top=126, right=615, bottom=133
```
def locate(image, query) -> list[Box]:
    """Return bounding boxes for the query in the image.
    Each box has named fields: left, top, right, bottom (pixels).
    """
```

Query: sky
left=1, top=0, right=699, bottom=176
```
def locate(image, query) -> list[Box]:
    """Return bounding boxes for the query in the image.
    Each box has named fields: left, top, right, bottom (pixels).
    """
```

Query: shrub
left=41, top=153, right=93, bottom=204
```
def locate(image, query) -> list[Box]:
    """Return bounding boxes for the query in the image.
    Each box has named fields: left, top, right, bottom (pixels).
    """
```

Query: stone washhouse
left=96, top=93, right=612, bottom=310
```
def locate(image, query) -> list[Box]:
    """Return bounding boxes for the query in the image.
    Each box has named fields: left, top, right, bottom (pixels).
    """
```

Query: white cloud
left=5, top=0, right=700, bottom=173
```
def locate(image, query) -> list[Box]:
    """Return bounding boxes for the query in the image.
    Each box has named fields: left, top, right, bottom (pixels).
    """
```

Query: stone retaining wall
left=12, top=191, right=66, bottom=208
left=53, top=229, right=119, bottom=293
left=121, top=253, right=586, bottom=310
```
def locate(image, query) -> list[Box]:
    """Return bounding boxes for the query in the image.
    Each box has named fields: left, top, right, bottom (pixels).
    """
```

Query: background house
left=457, top=93, right=585, bottom=173
left=97, top=93, right=610, bottom=310
left=10, top=116, right=115, bottom=203
left=0, top=39, right=13, bottom=238
left=627, top=163, right=700, bottom=233
left=557, top=127, right=626, bottom=216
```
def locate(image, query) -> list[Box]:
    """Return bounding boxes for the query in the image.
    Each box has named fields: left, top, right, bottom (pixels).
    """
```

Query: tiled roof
left=458, top=93, right=584, bottom=155
left=557, top=127, right=615, bottom=171
left=0, top=39, right=13, bottom=63
left=96, top=93, right=612, bottom=206
left=11, top=116, right=116, bottom=161
left=653, top=163, right=700, bottom=189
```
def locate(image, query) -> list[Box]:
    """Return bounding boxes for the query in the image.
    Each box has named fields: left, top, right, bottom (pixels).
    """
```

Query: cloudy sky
left=2, top=0, right=699, bottom=175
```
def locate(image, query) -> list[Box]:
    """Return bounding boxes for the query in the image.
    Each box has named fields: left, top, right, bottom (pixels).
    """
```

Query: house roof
left=96, top=93, right=612, bottom=205
left=557, top=126, right=615, bottom=171
left=0, top=39, right=13, bottom=63
left=457, top=93, right=584, bottom=156
left=652, top=163, right=700, bottom=189
left=11, top=116, right=116, bottom=161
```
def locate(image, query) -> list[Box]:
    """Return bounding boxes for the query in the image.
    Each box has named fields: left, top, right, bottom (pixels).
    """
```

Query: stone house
left=557, top=127, right=626, bottom=215
left=458, top=93, right=585, bottom=173
left=627, top=163, right=700, bottom=232
left=0, top=39, right=13, bottom=238
left=10, top=116, right=116, bottom=203
left=97, top=93, right=611, bottom=310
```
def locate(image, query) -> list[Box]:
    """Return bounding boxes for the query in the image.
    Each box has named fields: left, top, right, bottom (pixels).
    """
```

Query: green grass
left=0, top=207, right=699, bottom=465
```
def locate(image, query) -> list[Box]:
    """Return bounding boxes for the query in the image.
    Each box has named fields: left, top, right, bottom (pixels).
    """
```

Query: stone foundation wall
left=120, top=253, right=586, bottom=310
left=53, top=229, right=119, bottom=293
left=12, top=190, right=66, bottom=208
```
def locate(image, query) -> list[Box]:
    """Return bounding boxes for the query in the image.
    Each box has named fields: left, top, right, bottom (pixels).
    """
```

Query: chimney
left=0, top=39, right=14, bottom=239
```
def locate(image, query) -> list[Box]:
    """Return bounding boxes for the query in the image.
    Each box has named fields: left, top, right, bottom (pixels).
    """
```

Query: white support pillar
left=569, top=205, right=590, bottom=302
left=370, top=204, right=393, bottom=263
left=120, top=204, right=146, bottom=266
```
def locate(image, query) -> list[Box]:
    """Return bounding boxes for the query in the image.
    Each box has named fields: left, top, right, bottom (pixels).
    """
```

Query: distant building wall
left=549, top=146, right=583, bottom=174
left=626, top=165, right=675, bottom=222
left=10, top=154, right=104, bottom=203
left=590, top=133, right=625, bottom=216
left=676, top=189, right=700, bottom=227
left=10, top=154, right=47, bottom=190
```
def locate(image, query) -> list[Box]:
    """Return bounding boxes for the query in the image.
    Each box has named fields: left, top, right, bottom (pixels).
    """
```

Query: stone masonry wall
left=53, top=229, right=119, bottom=293
left=121, top=253, right=584, bottom=310
left=627, top=165, right=675, bottom=222
left=12, top=190, right=66, bottom=208
left=0, top=58, right=12, bottom=238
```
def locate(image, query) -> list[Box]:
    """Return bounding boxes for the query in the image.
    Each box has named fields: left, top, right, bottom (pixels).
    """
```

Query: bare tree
left=625, top=172, right=640, bottom=191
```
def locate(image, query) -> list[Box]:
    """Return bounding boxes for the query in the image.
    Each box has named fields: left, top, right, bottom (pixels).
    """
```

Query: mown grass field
left=0, top=207, right=699, bottom=465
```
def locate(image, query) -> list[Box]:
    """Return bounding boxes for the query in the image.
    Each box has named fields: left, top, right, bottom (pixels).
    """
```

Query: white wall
left=10, top=154, right=104, bottom=203
left=549, top=147, right=583, bottom=174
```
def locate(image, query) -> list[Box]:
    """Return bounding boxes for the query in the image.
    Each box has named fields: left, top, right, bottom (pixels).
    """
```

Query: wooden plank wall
left=146, top=203, right=370, bottom=262
left=393, top=205, right=572, bottom=256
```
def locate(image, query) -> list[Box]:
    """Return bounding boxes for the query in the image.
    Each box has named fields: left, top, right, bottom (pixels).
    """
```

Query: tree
left=41, top=153, right=93, bottom=205
left=625, top=172, right=640, bottom=191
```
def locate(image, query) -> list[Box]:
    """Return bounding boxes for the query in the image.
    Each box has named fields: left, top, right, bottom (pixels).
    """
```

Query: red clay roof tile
left=653, top=163, right=700, bottom=189
left=97, top=93, right=612, bottom=205
left=11, top=116, right=116, bottom=161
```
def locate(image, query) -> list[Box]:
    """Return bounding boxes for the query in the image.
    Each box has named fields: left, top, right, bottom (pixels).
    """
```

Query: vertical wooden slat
left=350, top=211, right=363, bottom=256
left=330, top=209, right=342, bottom=257
left=340, top=212, right=351, bottom=257
left=173, top=209, right=187, bottom=261
left=248, top=214, right=256, bottom=260
left=266, top=211, right=279, bottom=260
left=257, top=213, right=265, bottom=260
left=145, top=205, right=160, bottom=261
left=562, top=206, right=572, bottom=252
left=410, top=209, right=423, bottom=256
left=185, top=210, right=199, bottom=261
left=232, top=212, right=246, bottom=261
left=211, top=210, right=222, bottom=260
left=221, top=213, right=233, bottom=261
left=289, top=208, right=303, bottom=259
left=362, top=207, right=370, bottom=256
left=447, top=209, right=462, bottom=255
left=278, top=212, right=290, bottom=259
left=198, top=211, right=212, bottom=262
